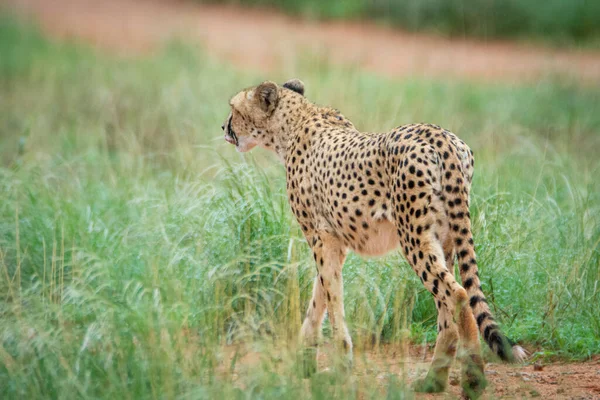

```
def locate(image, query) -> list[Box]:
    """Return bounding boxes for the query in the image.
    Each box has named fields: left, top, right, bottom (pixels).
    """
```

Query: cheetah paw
left=413, top=374, right=446, bottom=393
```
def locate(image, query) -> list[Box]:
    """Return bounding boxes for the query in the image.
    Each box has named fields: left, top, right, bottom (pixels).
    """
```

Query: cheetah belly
left=353, top=219, right=400, bottom=257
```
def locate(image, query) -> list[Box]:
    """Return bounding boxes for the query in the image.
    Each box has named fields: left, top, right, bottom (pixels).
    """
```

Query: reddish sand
left=223, top=343, right=600, bottom=399
left=4, top=0, right=600, bottom=84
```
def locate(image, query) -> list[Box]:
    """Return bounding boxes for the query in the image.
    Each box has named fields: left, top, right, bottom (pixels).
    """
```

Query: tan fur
left=222, top=79, right=524, bottom=398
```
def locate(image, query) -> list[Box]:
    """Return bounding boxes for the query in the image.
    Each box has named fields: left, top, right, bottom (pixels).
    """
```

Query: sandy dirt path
left=223, top=343, right=600, bottom=399
left=3, top=0, right=600, bottom=84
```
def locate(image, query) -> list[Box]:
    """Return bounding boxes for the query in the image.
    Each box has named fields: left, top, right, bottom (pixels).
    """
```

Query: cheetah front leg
left=299, top=275, right=327, bottom=376
left=299, top=233, right=351, bottom=375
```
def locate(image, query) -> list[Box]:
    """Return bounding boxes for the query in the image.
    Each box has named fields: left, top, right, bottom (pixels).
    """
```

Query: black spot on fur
left=469, top=295, right=486, bottom=308
left=476, top=312, right=490, bottom=326
left=463, top=277, right=474, bottom=289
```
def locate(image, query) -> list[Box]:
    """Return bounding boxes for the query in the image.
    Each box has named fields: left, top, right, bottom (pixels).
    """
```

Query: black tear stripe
left=227, top=115, right=238, bottom=146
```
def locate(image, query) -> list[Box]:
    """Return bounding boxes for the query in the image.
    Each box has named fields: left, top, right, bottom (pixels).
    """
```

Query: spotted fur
left=222, top=80, right=525, bottom=397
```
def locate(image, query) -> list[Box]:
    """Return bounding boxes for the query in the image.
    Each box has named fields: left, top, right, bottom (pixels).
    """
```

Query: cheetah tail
left=443, top=164, right=527, bottom=363
left=455, top=228, right=527, bottom=362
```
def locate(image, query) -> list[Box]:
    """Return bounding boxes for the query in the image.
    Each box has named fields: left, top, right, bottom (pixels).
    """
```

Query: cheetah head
left=221, top=79, right=305, bottom=152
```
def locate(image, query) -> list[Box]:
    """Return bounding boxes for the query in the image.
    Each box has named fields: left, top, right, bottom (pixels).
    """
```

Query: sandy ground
left=3, top=0, right=600, bottom=397
left=224, top=343, right=600, bottom=399
left=3, top=0, right=600, bottom=84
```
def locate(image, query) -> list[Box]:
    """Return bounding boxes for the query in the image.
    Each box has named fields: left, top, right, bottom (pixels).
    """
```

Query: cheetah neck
left=258, top=99, right=310, bottom=163
left=264, top=102, right=356, bottom=164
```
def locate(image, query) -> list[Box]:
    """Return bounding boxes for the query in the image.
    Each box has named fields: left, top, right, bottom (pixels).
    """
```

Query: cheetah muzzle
left=222, top=113, right=239, bottom=146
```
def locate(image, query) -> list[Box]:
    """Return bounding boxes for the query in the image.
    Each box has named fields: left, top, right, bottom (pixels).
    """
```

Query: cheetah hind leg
left=412, top=313, right=458, bottom=393
left=412, top=308, right=458, bottom=393
left=413, top=302, right=487, bottom=399
left=457, top=299, right=487, bottom=399
left=441, top=231, right=487, bottom=398
left=406, top=242, right=484, bottom=396
left=413, top=373, right=447, bottom=393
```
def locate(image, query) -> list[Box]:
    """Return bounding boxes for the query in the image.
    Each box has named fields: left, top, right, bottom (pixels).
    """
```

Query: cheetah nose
left=221, top=124, right=225, bottom=131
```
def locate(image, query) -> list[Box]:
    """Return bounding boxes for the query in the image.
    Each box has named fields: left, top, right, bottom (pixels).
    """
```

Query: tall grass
left=0, top=16, right=599, bottom=398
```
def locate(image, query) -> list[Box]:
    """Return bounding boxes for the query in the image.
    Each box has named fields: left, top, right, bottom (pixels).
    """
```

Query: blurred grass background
left=206, top=0, right=600, bottom=46
left=1, top=9, right=600, bottom=399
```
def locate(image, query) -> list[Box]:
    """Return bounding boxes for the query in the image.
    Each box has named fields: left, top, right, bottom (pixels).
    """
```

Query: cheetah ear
left=255, top=81, right=279, bottom=115
left=282, top=79, right=305, bottom=96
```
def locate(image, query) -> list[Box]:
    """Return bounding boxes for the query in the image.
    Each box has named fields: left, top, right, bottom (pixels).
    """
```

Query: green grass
left=1, top=15, right=600, bottom=399
left=205, top=0, right=600, bottom=47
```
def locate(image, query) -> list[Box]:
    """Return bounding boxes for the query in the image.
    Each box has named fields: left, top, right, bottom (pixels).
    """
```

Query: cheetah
left=221, top=79, right=526, bottom=398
